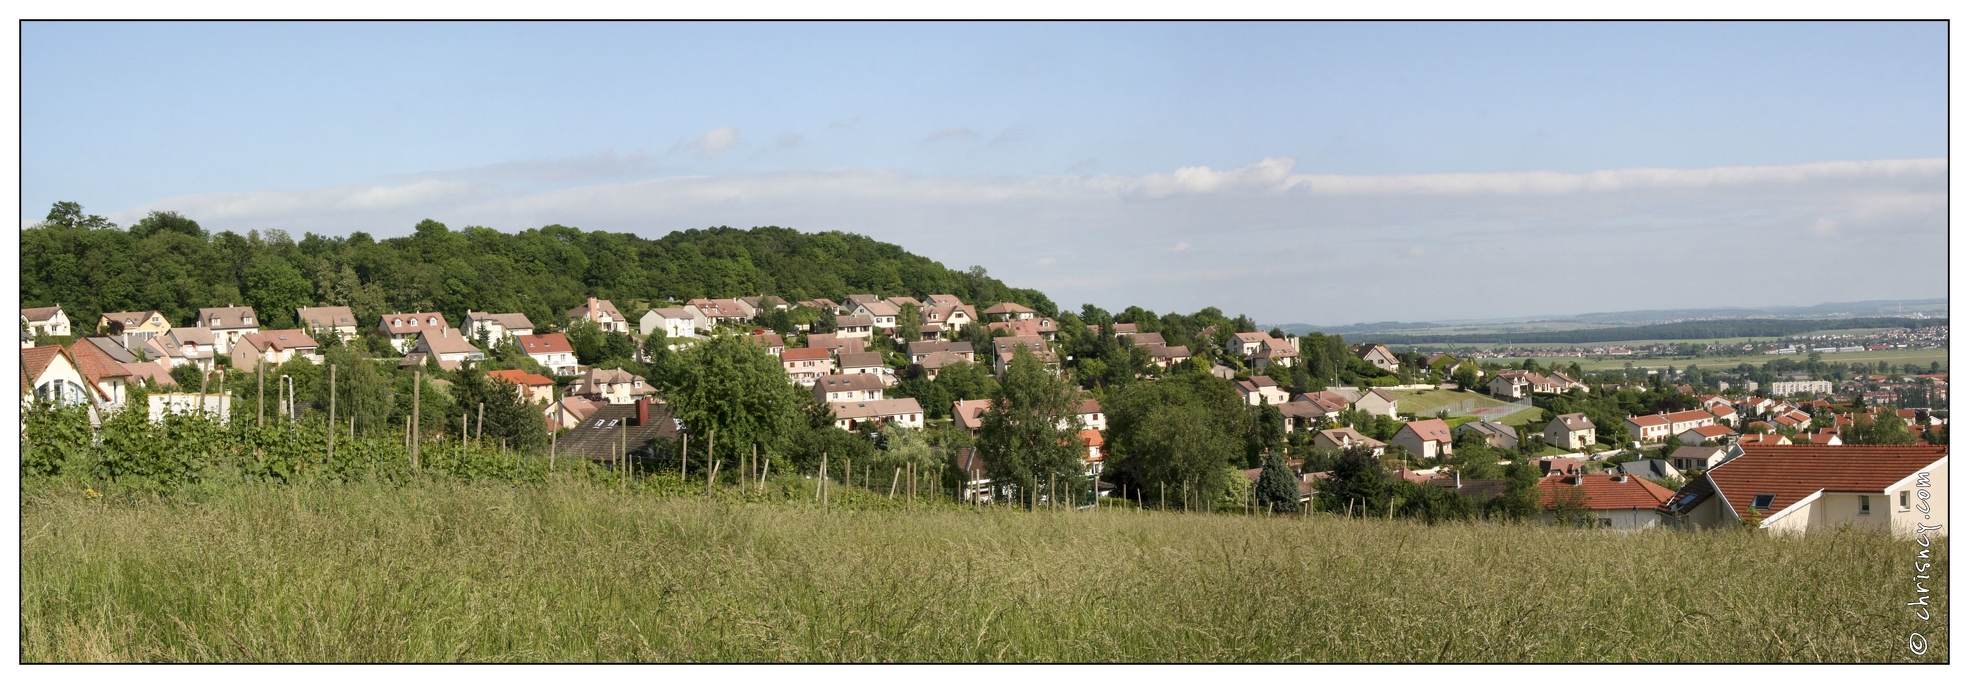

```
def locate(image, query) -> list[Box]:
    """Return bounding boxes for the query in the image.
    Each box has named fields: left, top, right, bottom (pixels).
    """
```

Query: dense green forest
left=19, top=202, right=1057, bottom=334
left=1369, top=317, right=1941, bottom=345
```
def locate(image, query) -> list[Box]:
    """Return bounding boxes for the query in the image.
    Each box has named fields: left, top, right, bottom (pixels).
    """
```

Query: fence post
left=328, top=364, right=336, bottom=462
left=411, top=371, right=421, bottom=468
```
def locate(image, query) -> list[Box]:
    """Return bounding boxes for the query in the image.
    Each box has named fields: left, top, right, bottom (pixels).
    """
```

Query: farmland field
left=20, top=477, right=1946, bottom=662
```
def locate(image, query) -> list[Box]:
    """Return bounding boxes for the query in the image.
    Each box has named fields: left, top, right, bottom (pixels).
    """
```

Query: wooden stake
left=758, top=459, right=769, bottom=494
left=706, top=458, right=720, bottom=497
left=257, top=364, right=264, bottom=427
left=889, top=467, right=901, bottom=499
left=411, top=371, right=421, bottom=468
left=328, top=364, right=336, bottom=461
left=477, top=402, right=485, bottom=445
left=681, top=433, right=689, bottom=480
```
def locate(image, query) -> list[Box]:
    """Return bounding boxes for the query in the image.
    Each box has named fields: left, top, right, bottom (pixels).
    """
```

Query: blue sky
left=21, top=21, right=1947, bottom=324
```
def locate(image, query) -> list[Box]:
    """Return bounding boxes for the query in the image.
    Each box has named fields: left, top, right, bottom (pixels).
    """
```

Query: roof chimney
left=635, top=397, right=649, bottom=426
left=1573, top=470, right=1584, bottom=487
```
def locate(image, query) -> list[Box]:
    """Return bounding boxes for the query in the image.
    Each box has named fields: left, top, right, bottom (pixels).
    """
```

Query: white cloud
left=671, top=127, right=740, bottom=158
left=108, top=156, right=1947, bottom=325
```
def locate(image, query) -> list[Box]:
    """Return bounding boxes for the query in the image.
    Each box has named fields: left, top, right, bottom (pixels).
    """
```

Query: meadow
left=20, top=476, right=1947, bottom=663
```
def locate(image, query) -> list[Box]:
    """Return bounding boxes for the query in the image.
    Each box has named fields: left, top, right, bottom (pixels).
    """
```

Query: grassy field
left=1390, top=389, right=1544, bottom=427
left=20, top=477, right=1946, bottom=662
left=1487, top=347, right=1948, bottom=372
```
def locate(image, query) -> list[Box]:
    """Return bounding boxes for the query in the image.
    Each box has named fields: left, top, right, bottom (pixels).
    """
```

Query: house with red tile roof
left=1706, top=404, right=1739, bottom=427
left=1235, top=376, right=1290, bottom=406
left=568, top=297, right=629, bottom=333
left=487, top=369, right=555, bottom=405
left=1806, top=428, right=1842, bottom=446
left=952, top=398, right=990, bottom=433
left=1625, top=414, right=1672, bottom=443
left=66, top=340, right=134, bottom=410
left=1675, top=423, right=1736, bottom=447
left=1737, top=432, right=1791, bottom=446
left=233, top=329, right=323, bottom=373
left=1392, top=418, right=1454, bottom=459
left=22, top=346, right=104, bottom=407
left=515, top=333, right=577, bottom=375
left=1536, top=471, right=1678, bottom=529
left=1660, top=445, right=1948, bottom=538
left=781, top=347, right=835, bottom=387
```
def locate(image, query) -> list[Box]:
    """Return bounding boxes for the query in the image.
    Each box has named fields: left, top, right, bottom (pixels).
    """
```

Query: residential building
left=1076, top=398, right=1106, bottom=432
left=1312, top=427, right=1385, bottom=456
left=1769, top=380, right=1835, bottom=396
left=566, top=367, right=652, bottom=405
left=233, top=330, right=323, bottom=372
left=463, top=311, right=536, bottom=342
left=487, top=369, right=556, bottom=405
left=1357, top=344, right=1400, bottom=371
left=915, top=350, right=973, bottom=380
left=22, top=305, right=71, bottom=337
left=1249, top=336, right=1299, bottom=370
left=22, top=346, right=104, bottom=407
left=982, top=302, right=1036, bottom=321
left=1146, top=344, right=1194, bottom=369
left=986, top=317, right=1059, bottom=340
left=806, top=333, right=866, bottom=357
left=989, top=335, right=1057, bottom=376
left=377, top=312, right=449, bottom=353
left=1659, top=445, right=1948, bottom=539
left=1625, top=414, right=1672, bottom=443
left=685, top=298, right=750, bottom=328
left=837, top=351, right=890, bottom=382
left=67, top=340, right=134, bottom=410
left=908, top=340, right=975, bottom=364
left=195, top=305, right=260, bottom=355
left=1616, top=458, right=1681, bottom=482
left=815, top=374, right=886, bottom=403
left=554, top=398, right=682, bottom=462
left=781, top=347, right=836, bottom=386
left=296, top=306, right=361, bottom=344
left=514, top=333, right=578, bottom=375
left=545, top=395, right=602, bottom=431
left=1676, top=424, right=1736, bottom=446
left=1352, top=388, right=1400, bottom=419
left=921, top=302, right=975, bottom=332
left=834, top=314, right=875, bottom=340
left=1235, top=376, right=1290, bottom=406
left=96, top=310, right=172, bottom=346
left=1707, top=404, right=1740, bottom=427
left=640, top=307, right=699, bottom=339
left=148, top=327, right=217, bottom=373
left=852, top=300, right=901, bottom=333
left=568, top=297, right=628, bottom=333
left=953, top=398, right=991, bottom=432
left=1392, top=418, right=1454, bottom=459
left=831, top=398, right=926, bottom=431
left=1544, top=413, right=1597, bottom=450
left=1227, top=332, right=1269, bottom=357
left=1669, top=447, right=1732, bottom=475
left=749, top=331, right=786, bottom=358
left=1456, top=420, right=1519, bottom=450
left=399, top=328, right=485, bottom=372
left=1535, top=472, right=1677, bottom=529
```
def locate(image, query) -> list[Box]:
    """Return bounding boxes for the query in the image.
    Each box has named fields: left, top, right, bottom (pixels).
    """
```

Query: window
left=1859, top=496, right=1871, bottom=515
left=1751, top=494, right=1776, bottom=510
left=1900, top=491, right=1911, bottom=511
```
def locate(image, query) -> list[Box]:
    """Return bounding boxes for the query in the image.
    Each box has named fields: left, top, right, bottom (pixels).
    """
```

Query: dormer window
left=1751, top=494, right=1776, bottom=510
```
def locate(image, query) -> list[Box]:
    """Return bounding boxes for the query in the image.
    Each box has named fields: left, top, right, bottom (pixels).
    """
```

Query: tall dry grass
left=20, top=476, right=1946, bottom=662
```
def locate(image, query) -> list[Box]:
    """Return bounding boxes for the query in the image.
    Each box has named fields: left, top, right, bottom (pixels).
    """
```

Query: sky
left=20, top=21, right=1947, bottom=325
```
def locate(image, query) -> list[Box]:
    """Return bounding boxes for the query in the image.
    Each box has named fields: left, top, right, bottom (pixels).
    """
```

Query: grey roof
left=1618, top=458, right=1680, bottom=480
left=412, top=328, right=484, bottom=356
left=815, top=374, right=885, bottom=393
left=198, top=306, right=259, bottom=329
left=837, top=351, right=885, bottom=369
left=556, top=401, right=683, bottom=462
left=297, top=306, right=359, bottom=329
left=1550, top=412, right=1595, bottom=431
left=831, top=398, right=924, bottom=420
left=82, top=336, right=140, bottom=364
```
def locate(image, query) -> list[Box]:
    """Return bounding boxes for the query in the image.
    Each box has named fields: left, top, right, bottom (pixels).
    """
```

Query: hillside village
left=23, top=278, right=1950, bottom=536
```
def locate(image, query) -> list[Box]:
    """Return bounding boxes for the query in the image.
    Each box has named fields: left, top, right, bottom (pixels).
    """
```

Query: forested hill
left=1369, top=317, right=1942, bottom=345
left=18, top=203, right=1056, bottom=332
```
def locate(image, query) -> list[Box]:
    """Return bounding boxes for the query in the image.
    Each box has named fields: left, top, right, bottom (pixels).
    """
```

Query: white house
left=640, top=307, right=699, bottom=339
left=296, top=306, right=361, bottom=344
left=22, top=305, right=71, bottom=338
left=232, top=329, right=323, bottom=372
left=830, top=397, right=925, bottom=431
left=377, top=312, right=449, bottom=353
left=463, top=311, right=536, bottom=342
left=195, top=305, right=260, bottom=355
left=515, top=333, right=578, bottom=376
